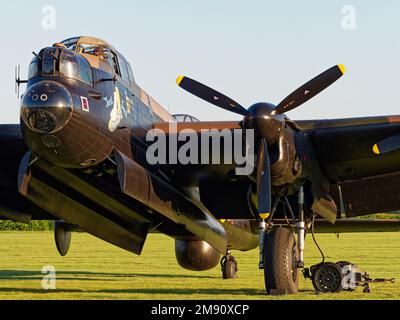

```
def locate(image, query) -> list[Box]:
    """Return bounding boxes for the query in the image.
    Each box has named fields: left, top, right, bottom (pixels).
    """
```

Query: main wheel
left=264, top=227, right=299, bottom=295
left=221, top=256, right=238, bottom=279
left=312, top=262, right=343, bottom=293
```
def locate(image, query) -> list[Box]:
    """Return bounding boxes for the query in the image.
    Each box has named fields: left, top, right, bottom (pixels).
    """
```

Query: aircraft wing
left=153, top=117, right=400, bottom=219
left=301, top=116, right=400, bottom=217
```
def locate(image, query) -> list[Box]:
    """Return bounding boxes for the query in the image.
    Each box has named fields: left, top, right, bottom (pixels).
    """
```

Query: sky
left=0, top=0, right=399, bottom=123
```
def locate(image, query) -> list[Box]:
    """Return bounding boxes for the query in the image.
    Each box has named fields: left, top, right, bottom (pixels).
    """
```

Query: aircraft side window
left=119, top=57, right=131, bottom=84
left=111, top=52, right=121, bottom=77
left=127, top=62, right=135, bottom=84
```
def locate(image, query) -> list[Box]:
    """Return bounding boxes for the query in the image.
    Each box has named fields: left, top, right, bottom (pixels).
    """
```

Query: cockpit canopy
left=28, top=37, right=135, bottom=87
left=61, top=36, right=135, bottom=85
left=28, top=47, right=93, bottom=85
left=173, top=114, right=200, bottom=122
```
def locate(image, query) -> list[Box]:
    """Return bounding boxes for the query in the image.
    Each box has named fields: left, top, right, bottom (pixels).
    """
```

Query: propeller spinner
left=176, top=65, right=346, bottom=217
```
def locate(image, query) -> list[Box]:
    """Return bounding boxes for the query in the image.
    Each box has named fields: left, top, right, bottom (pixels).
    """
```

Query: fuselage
left=21, top=36, right=174, bottom=169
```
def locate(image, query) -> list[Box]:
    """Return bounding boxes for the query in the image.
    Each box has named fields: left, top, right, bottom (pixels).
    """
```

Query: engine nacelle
left=175, top=240, right=221, bottom=271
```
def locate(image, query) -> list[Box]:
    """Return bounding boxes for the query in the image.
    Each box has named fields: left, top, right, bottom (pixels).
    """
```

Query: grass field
left=0, top=232, right=399, bottom=300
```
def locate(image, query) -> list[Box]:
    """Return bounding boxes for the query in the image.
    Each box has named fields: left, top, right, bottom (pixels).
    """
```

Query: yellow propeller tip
left=338, top=64, right=346, bottom=74
left=373, top=144, right=380, bottom=155
left=176, top=75, right=184, bottom=86
left=259, top=213, right=270, bottom=220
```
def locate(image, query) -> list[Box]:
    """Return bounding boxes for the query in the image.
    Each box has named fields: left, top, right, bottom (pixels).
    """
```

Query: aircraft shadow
left=0, top=287, right=84, bottom=294
left=0, top=270, right=315, bottom=296
left=97, top=288, right=265, bottom=296
left=0, top=270, right=218, bottom=281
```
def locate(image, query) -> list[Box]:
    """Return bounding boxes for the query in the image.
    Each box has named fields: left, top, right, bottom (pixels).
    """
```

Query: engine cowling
left=175, top=240, right=221, bottom=271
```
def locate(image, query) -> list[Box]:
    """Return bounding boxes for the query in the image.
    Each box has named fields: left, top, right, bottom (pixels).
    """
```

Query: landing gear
left=54, top=221, right=72, bottom=257
left=259, top=187, right=306, bottom=295
left=264, top=227, right=299, bottom=295
left=221, top=251, right=238, bottom=279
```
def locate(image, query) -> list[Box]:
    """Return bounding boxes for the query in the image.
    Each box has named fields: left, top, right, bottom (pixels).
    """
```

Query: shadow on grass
left=0, top=270, right=219, bottom=281
left=0, top=288, right=84, bottom=294
left=0, top=286, right=265, bottom=296
left=0, top=270, right=316, bottom=297
left=97, top=288, right=266, bottom=296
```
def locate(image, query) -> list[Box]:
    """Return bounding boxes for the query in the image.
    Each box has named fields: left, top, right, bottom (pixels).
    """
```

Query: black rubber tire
left=264, top=228, right=299, bottom=295
left=222, top=257, right=237, bottom=279
left=312, top=262, right=343, bottom=293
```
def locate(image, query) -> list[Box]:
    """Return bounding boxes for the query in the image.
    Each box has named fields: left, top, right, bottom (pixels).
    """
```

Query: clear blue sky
left=1, top=0, right=399, bottom=123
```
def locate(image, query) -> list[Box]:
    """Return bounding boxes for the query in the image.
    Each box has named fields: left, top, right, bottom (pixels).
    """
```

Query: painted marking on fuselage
left=105, top=85, right=134, bottom=131
left=125, top=92, right=134, bottom=114
left=103, top=96, right=114, bottom=109
left=109, top=87, right=123, bottom=132
left=81, top=96, right=90, bottom=112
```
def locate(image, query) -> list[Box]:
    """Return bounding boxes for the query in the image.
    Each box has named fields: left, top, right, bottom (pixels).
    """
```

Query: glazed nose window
left=21, top=81, right=73, bottom=134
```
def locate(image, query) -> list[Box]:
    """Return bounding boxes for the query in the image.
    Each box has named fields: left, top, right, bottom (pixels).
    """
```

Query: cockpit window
left=61, top=37, right=79, bottom=51
left=127, top=62, right=135, bottom=83
left=74, top=43, right=115, bottom=75
left=60, top=50, right=93, bottom=85
left=119, top=57, right=131, bottom=84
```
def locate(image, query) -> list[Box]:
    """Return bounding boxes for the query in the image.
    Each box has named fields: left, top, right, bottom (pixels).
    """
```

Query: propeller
left=176, top=65, right=346, bottom=217
left=176, top=76, right=249, bottom=116
left=176, top=65, right=345, bottom=118
left=257, top=138, right=272, bottom=218
left=373, top=134, right=400, bottom=155
left=274, top=64, right=346, bottom=114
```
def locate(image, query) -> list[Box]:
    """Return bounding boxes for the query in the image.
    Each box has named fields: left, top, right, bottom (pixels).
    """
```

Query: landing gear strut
left=221, top=250, right=238, bottom=279
left=260, top=187, right=307, bottom=295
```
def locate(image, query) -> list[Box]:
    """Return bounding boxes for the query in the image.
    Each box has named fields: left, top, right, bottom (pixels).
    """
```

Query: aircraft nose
left=21, top=81, right=73, bottom=134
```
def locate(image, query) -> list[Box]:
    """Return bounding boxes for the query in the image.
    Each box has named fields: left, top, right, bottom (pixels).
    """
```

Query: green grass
left=0, top=232, right=399, bottom=300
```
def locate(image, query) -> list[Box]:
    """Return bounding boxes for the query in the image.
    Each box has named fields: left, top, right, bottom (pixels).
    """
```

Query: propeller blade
left=373, top=133, right=400, bottom=155
left=257, top=138, right=272, bottom=219
left=275, top=64, right=346, bottom=115
left=176, top=76, right=249, bottom=116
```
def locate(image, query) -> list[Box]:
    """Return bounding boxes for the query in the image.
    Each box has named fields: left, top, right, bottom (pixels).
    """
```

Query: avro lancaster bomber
left=1, top=36, right=400, bottom=294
